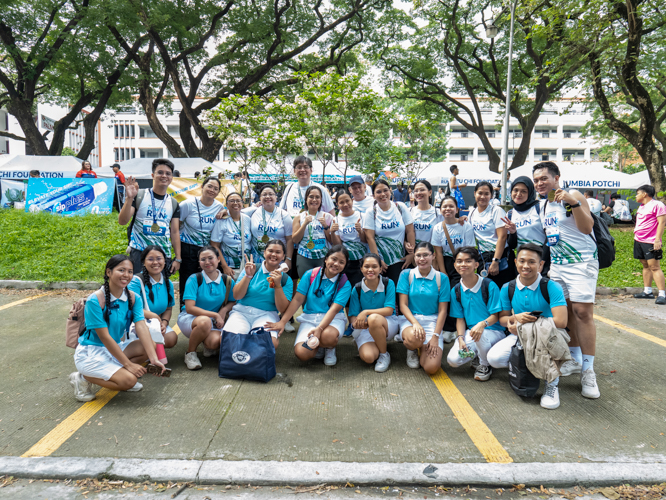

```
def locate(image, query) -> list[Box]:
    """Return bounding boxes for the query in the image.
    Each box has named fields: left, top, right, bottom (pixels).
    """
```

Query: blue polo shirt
left=449, top=276, right=504, bottom=331
left=81, top=289, right=145, bottom=347
left=128, top=275, right=175, bottom=316
left=237, top=263, right=294, bottom=312
left=297, top=268, right=352, bottom=315
left=500, top=274, right=566, bottom=317
left=349, top=278, right=396, bottom=317
left=396, top=268, right=450, bottom=316
left=181, top=270, right=236, bottom=313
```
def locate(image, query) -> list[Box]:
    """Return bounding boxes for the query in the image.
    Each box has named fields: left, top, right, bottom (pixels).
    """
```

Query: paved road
left=0, top=290, right=665, bottom=483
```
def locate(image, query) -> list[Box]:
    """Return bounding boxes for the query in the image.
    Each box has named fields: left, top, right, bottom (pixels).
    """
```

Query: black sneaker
left=634, top=292, right=655, bottom=299
left=656, top=295, right=666, bottom=305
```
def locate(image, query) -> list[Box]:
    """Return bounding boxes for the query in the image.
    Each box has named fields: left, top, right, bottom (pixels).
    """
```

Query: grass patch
left=598, top=226, right=647, bottom=289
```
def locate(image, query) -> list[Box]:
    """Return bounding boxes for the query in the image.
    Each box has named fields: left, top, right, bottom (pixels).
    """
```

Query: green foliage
left=0, top=211, right=127, bottom=282
left=597, top=228, right=649, bottom=289
left=60, top=147, right=77, bottom=157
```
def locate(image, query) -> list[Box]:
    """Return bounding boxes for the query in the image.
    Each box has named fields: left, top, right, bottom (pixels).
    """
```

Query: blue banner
left=25, top=178, right=115, bottom=216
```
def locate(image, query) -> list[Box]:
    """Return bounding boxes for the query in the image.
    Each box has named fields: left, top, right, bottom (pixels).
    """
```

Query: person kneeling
left=446, top=247, right=504, bottom=382
left=71, top=255, right=165, bottom=402
left=226, top=240, right=293, bottom=349
left=349, top=253, right=400, bottom=373
left=487, top=244, right=569, bottom=410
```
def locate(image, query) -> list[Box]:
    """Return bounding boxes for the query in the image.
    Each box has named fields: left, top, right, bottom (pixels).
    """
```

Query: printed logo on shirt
left=199, top=215, right=217, bottom=225
left=543, top=213, right=558, bottom=228
left=472, top=222, right=487, bottom=232
left=340, top=226, right=357, bottom=235
left=414, top=222, right=432, bottom=231
left=381, top=220, right=401, bottom=230
left=146, top=207, right=169, bottom=220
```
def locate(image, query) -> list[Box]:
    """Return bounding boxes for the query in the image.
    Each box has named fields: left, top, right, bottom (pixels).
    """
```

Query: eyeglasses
left=227, top=199, right=242, bottom=204
left=261, top=193, right=276, bottom=198
left=146, top=257, right=164, bottom=263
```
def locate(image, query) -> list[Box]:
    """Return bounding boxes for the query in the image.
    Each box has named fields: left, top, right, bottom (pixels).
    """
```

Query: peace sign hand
left=500, top=217, right=517, bottom=234
left=244, top=254, right=256, bottom=277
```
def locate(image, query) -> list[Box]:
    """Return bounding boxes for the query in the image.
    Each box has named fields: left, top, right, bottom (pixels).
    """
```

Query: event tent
left=0, top=155, right=84, bottom=180
left=507, top=163, right=637, bottom=190
left=96, top=158, right=227, bottom=180
left=242, top=161, right=362, bottom=183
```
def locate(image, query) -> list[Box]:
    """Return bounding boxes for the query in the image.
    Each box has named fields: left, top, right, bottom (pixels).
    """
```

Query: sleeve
left=210, top=219, right=223, bottom=243
left=656, top=201, right=666, bottom=217
left=431, top=224, right=443, bottom=247
left=242, top=206, right=258, bottom=216
left=282, top=211, right=294, bottom=236
left=449, top=290, right=464, bottom=318
left=434, top=212, right=444, bottom=225
left=172, top=202, right=180, bottom=219
left=399, top=203, right=414, bottom=225
left=609, top=200, right=615, bottom=208
left=463, top=223, right=477, bottom=247
left=362, top=209, right=375, bottom=231
left=321, top=187, right=335, bottom=213
left=547, top=281, right=567, bottom=309
left=76, top=171, right=82, bottom=178
left=349, top=286, right=360, bottom=317
left=119, top=172, right=126, bottom=184
left=333, top=279, right=352, bottom=307
left=384, top=279, right=397, bottom=312
left=296, top=269, right=313, bottom=296
left=499, top=283, right=512, bottom=312
left=178, top=200, right=190, bottom=221
left=131, top=293, right=145, bottom=323
left=492, top=207, right=507, bottom=229
left=84, top=294, right=108, bottom=330
left=227, top=278, right=237, bottom=302
left=283, top=275, right=294, bottom=301
left=396, top=269, right=410, bottom=295
left=438, top=273, right=451, bottom=303
left=182, top=274, right=199, bottom=302
left=278, top=184, right=290, bottom=210
left=127, top=276, right=143, bottom=302
left=487, top=281, right=503, bottom=315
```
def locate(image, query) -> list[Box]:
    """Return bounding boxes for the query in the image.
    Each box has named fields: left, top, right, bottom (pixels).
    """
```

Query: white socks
left=569, top=346, right=583, bottom=366
left=659, top=290, right=666, bottom=298
left=645, top=287, right=653, bottom=294
left=582, top=355, right=595, bottom=372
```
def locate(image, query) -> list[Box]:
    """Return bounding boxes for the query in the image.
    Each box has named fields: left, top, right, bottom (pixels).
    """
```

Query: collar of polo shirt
left=260, top=262, right=271, bottom=274
left=149, top=274, right=164, bottom=285
left=321, top=272, right=339, bottom=284
left=413, top=267, right=437, bottom=281
left=516, top=273, right=542, bottom=291
left=109, top=290, right=128, bottom=302
left=203, top=269, right=222, bottom=284
left=460, top=274, right=483, bottom=293
left=361, top=277, right=385, bottom=293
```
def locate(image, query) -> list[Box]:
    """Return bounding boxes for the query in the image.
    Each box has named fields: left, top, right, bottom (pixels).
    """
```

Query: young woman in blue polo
left=445, top=246, right=505, bottom=382
left=348, top=253, right=398, bottom=373
left=177, top=245, right=236, bottom=371
left=265, top=245, right=351, bottom=367
left=396, top=241, right=451, bottom=375
left=226, top=240, right=294, bottom=349
left=71, top=255, right=165, bottom=402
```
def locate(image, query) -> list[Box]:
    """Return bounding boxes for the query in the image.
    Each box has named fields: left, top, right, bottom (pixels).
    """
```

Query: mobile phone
left=529, top=310, right=543, bottom=318
left=146, top=364, right=171, bottom=377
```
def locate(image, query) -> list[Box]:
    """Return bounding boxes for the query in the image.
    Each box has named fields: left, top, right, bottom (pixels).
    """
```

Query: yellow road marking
left=173, top=324, right=181, bottom=336
left=0, top=293, right=49, bottom=312
left=594, top=314, right=666, bottom=349
left=21, top=388, right=118, bottom=458
left=430, top=368, right=513, bottom=464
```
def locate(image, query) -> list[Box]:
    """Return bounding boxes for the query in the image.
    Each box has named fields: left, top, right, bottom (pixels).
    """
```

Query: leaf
left=599, top=487, right=620, bottom=500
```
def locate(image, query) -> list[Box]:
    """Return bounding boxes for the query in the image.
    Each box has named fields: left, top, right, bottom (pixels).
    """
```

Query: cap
left=111, top=163, right=120, bottom=169
left=349, top=175, right=364, bottom=186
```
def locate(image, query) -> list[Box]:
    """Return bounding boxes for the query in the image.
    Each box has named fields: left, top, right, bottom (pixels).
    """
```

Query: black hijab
left=510, top=175, right=538, bottom=212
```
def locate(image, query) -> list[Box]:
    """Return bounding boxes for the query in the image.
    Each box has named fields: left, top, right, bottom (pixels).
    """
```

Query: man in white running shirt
left=533, top=161, right=600, bottom=400
left=349, top=175, right=373, bottom=214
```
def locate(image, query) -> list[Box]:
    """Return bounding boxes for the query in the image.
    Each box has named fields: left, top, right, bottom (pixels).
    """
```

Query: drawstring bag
left=219, top=327, right=276, bottom=383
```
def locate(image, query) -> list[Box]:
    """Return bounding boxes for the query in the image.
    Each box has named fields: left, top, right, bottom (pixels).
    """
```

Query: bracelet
left=456, top=334, right=464, bottom=339
left=432, top=332, right=441, bottom=337
left=161, top=319, right=169, bottom=324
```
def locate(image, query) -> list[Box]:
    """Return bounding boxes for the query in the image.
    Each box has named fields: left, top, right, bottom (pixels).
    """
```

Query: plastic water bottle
left=156, top=343, right=168, bottom=365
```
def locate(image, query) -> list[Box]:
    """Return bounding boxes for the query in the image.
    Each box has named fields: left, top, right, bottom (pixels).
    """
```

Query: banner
left=25, top=178, right=115, bottom=216
left=1, top=179, right=26, bottom=208
left=167, top=178, right=237, bottom=206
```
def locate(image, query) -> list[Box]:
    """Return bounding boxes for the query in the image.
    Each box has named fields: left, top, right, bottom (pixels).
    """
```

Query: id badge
left=143, top=220, right=167, bottom=236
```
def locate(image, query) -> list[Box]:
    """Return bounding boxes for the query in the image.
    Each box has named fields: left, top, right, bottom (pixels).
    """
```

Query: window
left=131, top=148, right=135, bottom=159
left=114, top=148, right=119, bottom=162
left=125, top=125, right=130, bottom=138
left=140, top=148, right=163, bottom=158
left=542, top=131, right=550, bottom=138
left=131, top=125, right=135, bottom=137
left=450, top=149, right=473, bottom=161
left=511, top=130, right=522, bottom=138
left=167, top=125, right=180, bottom=137
left=460, top=131, right=468, bottom=138
left=139, top=126, right=157, bottom=138
left=120, top=148, right=125, bottom=161
left=486, top=131, right=495, bottom=138
left=114, top=125, right=119, bottom=138
left=541, top=152, right=549, bottom=160
left=563, top=150, right=584, bottom=161
left=564, top=132, right=571, bottom=138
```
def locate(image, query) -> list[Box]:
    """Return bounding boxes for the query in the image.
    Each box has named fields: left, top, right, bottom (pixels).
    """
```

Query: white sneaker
left=474, top=364, right=492, bottom=381
left=284, top=321, right=295, bottom=333
left=203, top=347, right=219, bottom=358
left=324, top=348, right=337, bottom=366
left=184, top=351, right=202, bottom=370
left=69, top=372, right=96, bottom=402
left=442, top=331, right=457, bottom=343
left=314, top=347, right=325, bottom=359
left=127, top=381, right=143, bottom=392
left=406, top=349, right=420, bottom=369
left=540, top=384, right=560, bottom=409
left=581, top=369, right=601, bottom=399
left=560, top=360, right=582, bottom=377
left=374, top=352, right=391, bottom=373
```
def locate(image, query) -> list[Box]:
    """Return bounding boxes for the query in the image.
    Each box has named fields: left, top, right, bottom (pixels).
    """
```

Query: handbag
left=219, top=327, right=276, bottom=382
left=508, top=338, right=540, bottom=398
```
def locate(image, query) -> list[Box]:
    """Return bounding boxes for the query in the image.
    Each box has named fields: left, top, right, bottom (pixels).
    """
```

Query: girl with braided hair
left=128, top=246, right=177, bottom=351
left=70, top=255, right=165, bottom=402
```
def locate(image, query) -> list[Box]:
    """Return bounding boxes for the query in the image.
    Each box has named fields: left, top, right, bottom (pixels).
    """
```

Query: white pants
left=447, top=328, right=507, bottom=368
left=353, top=316, right=400, bottom=349
left=486, top=334, right=518, bottom=369
left=396, top=314, right=444, bottom=351
left=225, top=304, right=280, bottom=339
left=295, top=312, right=347, bottom=345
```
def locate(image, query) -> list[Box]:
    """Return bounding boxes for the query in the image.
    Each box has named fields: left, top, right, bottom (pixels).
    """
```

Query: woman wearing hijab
left=500, top=176, right=550, bottom=276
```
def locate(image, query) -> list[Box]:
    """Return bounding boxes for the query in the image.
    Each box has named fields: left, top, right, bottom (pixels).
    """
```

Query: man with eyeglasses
left=119, top=158, right=182, bottom=275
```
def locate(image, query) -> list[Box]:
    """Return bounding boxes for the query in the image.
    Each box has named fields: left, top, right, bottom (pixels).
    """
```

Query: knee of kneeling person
left=117, top=372, right=138, bottom=391
left=359, top=350, right=378, bottom=364
left=486, top=352, right=505, bottom=369
left=423, top=363, right=439, bottom=375
left=367, top=314, right=384, bottom=328
left=193, top=316, right=212, bottom=331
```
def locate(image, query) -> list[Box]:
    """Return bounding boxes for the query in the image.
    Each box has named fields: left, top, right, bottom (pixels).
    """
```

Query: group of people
left=68, top=157, right=665, bottom=413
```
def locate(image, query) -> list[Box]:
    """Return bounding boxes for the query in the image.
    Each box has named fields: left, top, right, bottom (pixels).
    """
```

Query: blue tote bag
left=219, top=327, right=276, bottom=383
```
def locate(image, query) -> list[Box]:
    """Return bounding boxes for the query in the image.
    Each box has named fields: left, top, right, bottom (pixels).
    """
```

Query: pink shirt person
left=634, top=199, right=666, bottom=243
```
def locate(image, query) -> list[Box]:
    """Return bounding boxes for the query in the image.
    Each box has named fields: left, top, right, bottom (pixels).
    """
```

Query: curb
left=1, top=457, right=666, bottom=486
left=0, top=280, right=640, bottom=295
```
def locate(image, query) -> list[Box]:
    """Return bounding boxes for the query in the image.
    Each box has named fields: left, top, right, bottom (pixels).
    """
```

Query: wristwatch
left=492, top=257, right=499, bottom=262
left=174, top=258, right=183, bottom=263
left=484, top=319, right=489, bottom=327
left=569, top=202, right=581, bottom=209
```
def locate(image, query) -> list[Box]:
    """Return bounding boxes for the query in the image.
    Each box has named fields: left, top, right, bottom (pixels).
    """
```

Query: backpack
left=309, top=267, right=349, bottom=306
left=66, top=289, right=106, bottom=349
left=408, top=268, right=442, bottom=292
left=508, top=338, right=540, bottom=398
left=453, top=277, right=492, bottom=305
left=443, top=182, right=451, bottom=197
left=354, top=277, right=390, bottom=303
left=195, top=272, right=234, bottom=306
left=507, top=277, right=550, bottom=304
left=590, top=212, right=616, bottom=269
left=127, top=189, right=179, bottom=244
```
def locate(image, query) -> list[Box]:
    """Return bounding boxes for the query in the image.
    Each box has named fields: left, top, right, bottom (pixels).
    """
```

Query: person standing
left=111, top=163, right=126, bottom=185
left=632, top=184, right=666, bottom=304
left=410, top=180, right=443, bottom=246
left=584, top=191, right=602, bottom=217
left=111, top=163, right=126, bottom=211
left=76, top=160, right=97, bottom=178
left=210, top=192, right=252, bottom=280
left=393, top=183, right=408, bottom=204
left=29, top=170, right=40, bottom=178
left=448, top=165, right=467, bottom=210
left=118, top=159, right=182, bottom=275
left=435, top=187, right=445, bottom=206
left=292, top=186, right=335, bottom=278
left=533, top=161, right=600, bottom=399
left=349, top=175, right=373, bottom=215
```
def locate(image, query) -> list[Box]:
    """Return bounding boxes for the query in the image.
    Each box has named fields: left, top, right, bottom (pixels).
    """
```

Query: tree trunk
left=640, top=145, right=666, bottom=196
left=6, top=98, right=49, bottom=156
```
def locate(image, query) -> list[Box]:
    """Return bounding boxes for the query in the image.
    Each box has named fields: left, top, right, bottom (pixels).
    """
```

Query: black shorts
left=634, top=240, right=662, bottom=261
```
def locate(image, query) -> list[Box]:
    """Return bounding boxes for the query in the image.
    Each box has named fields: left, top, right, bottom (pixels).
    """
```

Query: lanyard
left=297, top=182, right=311, bottom=208
left=307, top=211, right=319, bottom=243
left=262, top=207, right=278, bottom=237
left=150, top=189, right=169, bottom=226
left=231, top=216, right=242, bottom=238
left=195, top=198, right=203, bottom=231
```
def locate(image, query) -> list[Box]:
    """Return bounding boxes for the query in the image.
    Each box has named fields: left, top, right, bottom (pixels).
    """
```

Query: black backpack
left=354, top=277, right=390, bottom=302
left=453, top=277, right=492, bottom=305
left=507, top=277, right=550, bottom=304
left=508, top=338, right=540, bottom=398
left=590, top=213, right=615, bottom=269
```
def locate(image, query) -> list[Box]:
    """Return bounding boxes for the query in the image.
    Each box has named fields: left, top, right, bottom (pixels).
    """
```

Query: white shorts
left=177, top=312, right=222, bottom=338
left=396, top=314, right=444, bottom=351
left=294, top=312, right=347, bottom=346
left=74, top=339, right=135, bottom=381
left=353, top=315, right=400, bottom=349
left=550, top=260, right=599, bottom=304
left=225, top=304, right=280, bottom=339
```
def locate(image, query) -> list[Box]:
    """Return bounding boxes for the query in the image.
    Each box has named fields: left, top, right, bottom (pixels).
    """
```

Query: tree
left=111, top=0, right=392, bottom=162
left=373, top=0, right=588, bottom=172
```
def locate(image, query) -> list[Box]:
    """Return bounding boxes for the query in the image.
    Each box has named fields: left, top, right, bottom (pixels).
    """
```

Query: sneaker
left=375, top=352, right=391, bottom=373
left=634, top=291, right=655, bottom=299
left=127, top=381, right=143, bottom=392
left=406, top=349, right=420, bottom=369
left=324, top=348, right=337, bottom=366
left=581, top=369, right=601, bottom=399
left=203, top=347, right=219, bottom=358
left=343, top=324, right=354, bottom=337
left=314, top=347, right=325, bottom=359
left=560, top=359, right=582, bottom=377
left=474, top=364, right=492, bottom=381
left=69, top=372, right=96, bottom=402
left=540, top=384, right=560, bottom=409
left=184, top=351, right=202, bottom=370
left=470, top=356, right=480, bottom=370
left=284, top=321, right=295, bottom=333
left=442, top=331, right=457, bottom=343
left=656, top=295, right=666, bottom=305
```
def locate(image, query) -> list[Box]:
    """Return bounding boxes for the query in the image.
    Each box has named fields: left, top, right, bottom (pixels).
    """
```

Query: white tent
left=242, top=160, right=362, bottom=183
left=96, top=158, right=227, bottom=180
left=0, top=155, right=84, bottom=180
left=418, top=162, right=502, bottom=186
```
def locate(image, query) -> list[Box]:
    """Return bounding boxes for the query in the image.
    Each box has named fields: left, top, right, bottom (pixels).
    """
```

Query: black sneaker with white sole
left=474, top=364, right=492, bottom=381
left=634, top=291, right=655, bottom=299
left=656, top=295, right=666, bottom=305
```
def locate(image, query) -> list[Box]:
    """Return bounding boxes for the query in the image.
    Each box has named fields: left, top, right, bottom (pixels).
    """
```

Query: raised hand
left=244, top=253, right=256, bottom=277
left=303, top=214, right=314, bottom=226
left=501, top=217, right=517, bottom=234
left=125, top=176, right=138, bottom=200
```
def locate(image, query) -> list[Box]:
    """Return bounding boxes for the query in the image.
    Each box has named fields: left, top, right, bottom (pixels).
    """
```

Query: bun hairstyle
left=414, top=241, right=435, bottom=254
left=140, top=245, right=173, bottom=306
left=103, top=255, right=135, bottom=323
